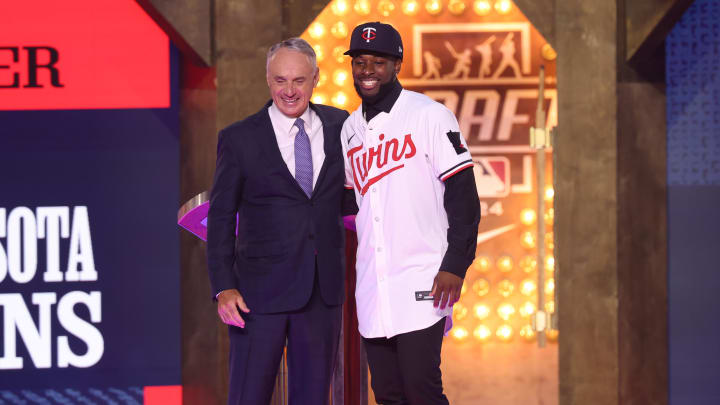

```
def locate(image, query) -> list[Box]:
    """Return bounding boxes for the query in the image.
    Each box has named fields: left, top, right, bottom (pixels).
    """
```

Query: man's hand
left=217, top=289, right=250, bottom=328
left=431, top=271, right=463, bottom=310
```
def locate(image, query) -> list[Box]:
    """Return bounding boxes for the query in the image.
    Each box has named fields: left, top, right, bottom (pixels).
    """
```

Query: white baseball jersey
left=341, top=89, right=474, bottom=338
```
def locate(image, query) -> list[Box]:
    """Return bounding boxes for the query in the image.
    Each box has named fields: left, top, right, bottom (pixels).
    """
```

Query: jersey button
left=374, top=216, right=380, bottom=222
left=372, top=188, right=377, bottom=193
left=379, top=276, right=385, bottom=282
left=376, top=247, right=382, bottom=252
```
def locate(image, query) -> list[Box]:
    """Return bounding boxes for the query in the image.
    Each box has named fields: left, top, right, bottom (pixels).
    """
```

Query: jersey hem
left=358, top=313, right=448, bottom=339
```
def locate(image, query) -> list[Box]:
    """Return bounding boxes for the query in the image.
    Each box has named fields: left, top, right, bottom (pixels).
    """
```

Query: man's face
left=266, top=48, right=319, bottom=118
left=351, top=53, right=401, bottom=98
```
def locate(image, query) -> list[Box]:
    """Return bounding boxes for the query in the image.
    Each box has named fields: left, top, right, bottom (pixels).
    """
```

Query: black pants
left=363, top=318, right=449, bottom=405
left=226, top=273, right=342, bottom=405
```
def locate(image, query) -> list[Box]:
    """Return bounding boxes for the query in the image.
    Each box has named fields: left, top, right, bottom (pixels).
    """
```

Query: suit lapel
left=312, top=103, right=335, bottom=197
left=255, top=101, right=309, bottom=198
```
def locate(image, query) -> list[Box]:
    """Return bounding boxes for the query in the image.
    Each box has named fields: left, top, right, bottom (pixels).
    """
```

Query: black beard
left=354, top=76, right=397, bottom=106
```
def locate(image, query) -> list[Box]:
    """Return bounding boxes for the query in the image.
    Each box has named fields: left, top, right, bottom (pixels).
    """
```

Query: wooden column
left=555, top=1, right=620, bottom=402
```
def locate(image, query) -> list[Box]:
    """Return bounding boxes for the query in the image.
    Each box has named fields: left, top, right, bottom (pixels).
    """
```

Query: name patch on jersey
left=446, top=130, right=466, bottom=154
left=347, top=133, right=417, bottom=195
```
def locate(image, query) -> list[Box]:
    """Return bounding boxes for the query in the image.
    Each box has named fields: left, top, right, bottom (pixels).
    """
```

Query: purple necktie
left=294, top=118, right=313, bottom=197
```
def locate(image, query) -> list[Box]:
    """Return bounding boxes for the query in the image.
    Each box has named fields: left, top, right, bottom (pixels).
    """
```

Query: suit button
left=309, top=234, right=315, bottom=240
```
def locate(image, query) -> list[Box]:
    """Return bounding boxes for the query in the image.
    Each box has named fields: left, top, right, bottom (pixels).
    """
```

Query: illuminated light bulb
left=471, top=255, right=492, bottom=273
left=331, top=0, right=350, bottom=16
left=453, top=302, right=468, bottom=320
left=313, top=45, right=324, bottom=62
left=354, top=0, right=372, bottom=15
left=519, top=301, right=536, bottom=317
left=494, top=0, right=512, bottom=14
left=472, top=278, right=490, bottom=297
left=308, top=22, right=325, bottom=39
left=542, top=43, right=558, bottom=61
left=451, top=326, right=469, bottom=340
left=497, top=302, right=516, bottom=320
left=473, top=0, right=491, bottom=15
left=545, top=208, right=554, bottom=226
left=402, top=0, right=420, bottom=15
left=545, top=232, right=554, bottom=250
left=520, top=278, right=536, bottom=296
left=496, top=255, right=513, bottom=272
left=474, top=324, right=492, bottom=341
left=519, top=324, right=536, bottom=341
left=497, top=279, right=515, bottom=297
left=425, top=0, right=443, bottom=15
left=545, top=278, right=555, bottom=294
left=317, top=72, right=328, bottom=87
left=545, top=300, right=555, bottom=313
left=331, top=21, right=349, bottom=39
left=545, top=255, right=555, bottom=272
left=448, top=0, right=467, bottom=15
left=332, top=69, right=349, bottom=86
left=377, top=0, right=397, bottom=16
left=519, top=255, right=537, bottom=273
left=545, top=186, right=555, bottom=201
left=473, top=303, right=491, bottom=320
left=312, top=93, right=327, bottom=104
left=496, top=324, right=513, bottom=341
left=546, top=328, right=559, bottom=341
left=521, top=231, right=536, bottom=249
left=331, top=91, right=348, bottom=107
left=332, top=46, right=348, bottom=63
left=520, top=208, right=537, bottom=226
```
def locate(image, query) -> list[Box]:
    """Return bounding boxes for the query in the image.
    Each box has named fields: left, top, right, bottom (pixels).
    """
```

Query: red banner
left=0, top=0, right=169, bottom=110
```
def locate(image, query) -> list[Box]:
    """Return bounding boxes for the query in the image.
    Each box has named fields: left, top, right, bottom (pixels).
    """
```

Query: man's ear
left=313, top=68, right=320, bottom=88
left=394, top=59, right=402, bottom=75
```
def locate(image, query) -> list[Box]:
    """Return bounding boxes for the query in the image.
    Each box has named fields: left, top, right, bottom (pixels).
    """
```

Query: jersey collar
left=362, top=79, right=403, bottom=122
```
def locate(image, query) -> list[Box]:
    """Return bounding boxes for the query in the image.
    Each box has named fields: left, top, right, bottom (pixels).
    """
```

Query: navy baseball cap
left=344, top=22, right=403, bottom=60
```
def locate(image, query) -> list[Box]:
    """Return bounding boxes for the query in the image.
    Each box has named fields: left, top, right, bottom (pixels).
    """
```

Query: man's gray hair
left=266, top=38, right=317, bottom=71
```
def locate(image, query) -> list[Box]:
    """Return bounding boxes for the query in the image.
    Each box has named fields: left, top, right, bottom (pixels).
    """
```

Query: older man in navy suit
left=206, top=38, right=351, bottom=405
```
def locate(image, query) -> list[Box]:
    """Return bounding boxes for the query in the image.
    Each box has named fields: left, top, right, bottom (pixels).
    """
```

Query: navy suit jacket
left=207, top=101, right=350, bottom=313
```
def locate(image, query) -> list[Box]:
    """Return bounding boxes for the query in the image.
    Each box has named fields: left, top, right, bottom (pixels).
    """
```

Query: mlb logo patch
left=473, top=157, right=510, bottom=197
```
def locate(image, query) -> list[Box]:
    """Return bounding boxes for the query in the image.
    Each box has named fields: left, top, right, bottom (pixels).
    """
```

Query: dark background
left=666, top=0, right=720, bottom=403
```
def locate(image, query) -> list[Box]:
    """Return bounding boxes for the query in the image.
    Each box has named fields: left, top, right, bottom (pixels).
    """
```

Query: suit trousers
left=363, top=317, right=449, bottom=405
left=227, top=271, right=342, bottom=405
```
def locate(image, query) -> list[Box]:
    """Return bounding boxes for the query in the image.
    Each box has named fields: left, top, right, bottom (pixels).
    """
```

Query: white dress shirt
left=268, top=103, right=325, bottom=188
left=341, top=90, right=474, bottom=338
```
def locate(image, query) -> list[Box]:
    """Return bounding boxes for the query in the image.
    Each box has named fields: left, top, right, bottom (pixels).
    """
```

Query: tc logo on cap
left=362, top=27, right=377, bottom=42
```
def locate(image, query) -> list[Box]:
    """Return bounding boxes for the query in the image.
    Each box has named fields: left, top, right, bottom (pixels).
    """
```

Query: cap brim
left=343, top=49, right=400, bottom=59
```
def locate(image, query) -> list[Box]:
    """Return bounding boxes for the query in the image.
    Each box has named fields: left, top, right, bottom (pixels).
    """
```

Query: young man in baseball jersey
left=342, top=22, right=481, bottom=404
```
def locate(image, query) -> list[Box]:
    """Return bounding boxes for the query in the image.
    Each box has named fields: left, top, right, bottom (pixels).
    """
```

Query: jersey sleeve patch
left=439, top=159, right=474, bottom=181
left=446, top=130, right=467, bottom=155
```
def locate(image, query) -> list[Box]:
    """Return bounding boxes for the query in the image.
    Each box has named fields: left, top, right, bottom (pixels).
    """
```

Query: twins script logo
left=348, top=133, right=416, bottom=195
